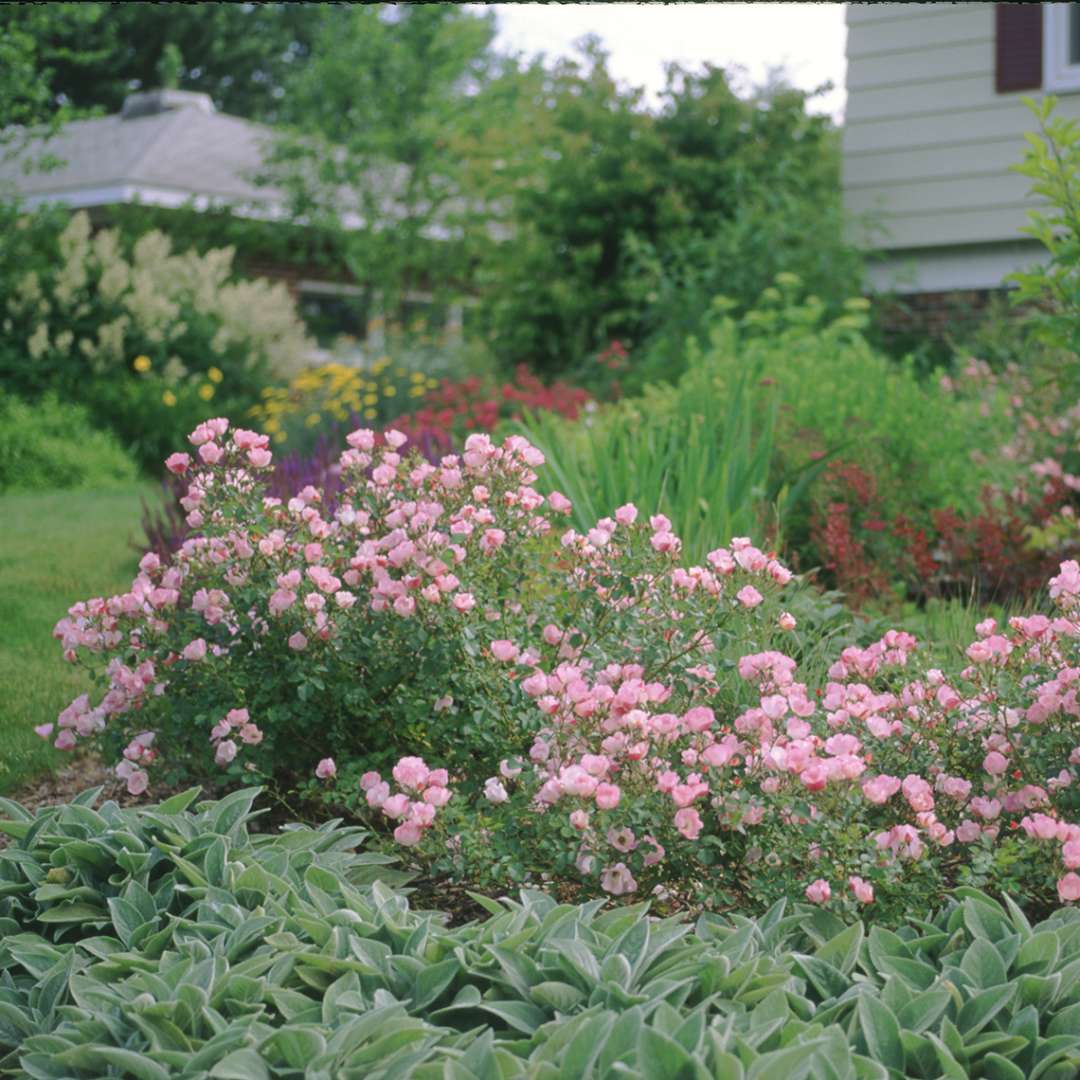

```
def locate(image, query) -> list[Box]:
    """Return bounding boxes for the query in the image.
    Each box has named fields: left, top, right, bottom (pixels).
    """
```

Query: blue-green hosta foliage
left=3, top=792, right=1080, bottom=1078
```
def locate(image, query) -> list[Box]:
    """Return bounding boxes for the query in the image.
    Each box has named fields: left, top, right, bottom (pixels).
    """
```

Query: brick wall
left=873, top=288, right=1013, bottom=343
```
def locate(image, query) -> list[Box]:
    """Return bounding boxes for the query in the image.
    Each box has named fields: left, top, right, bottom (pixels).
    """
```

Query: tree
left=0, top=4, right=106, bottom=164
left=0, top=3, right=339, bottom=123
left=267, top=3, right=506, bottom=322
left=472, top=52, right=861, bottom=377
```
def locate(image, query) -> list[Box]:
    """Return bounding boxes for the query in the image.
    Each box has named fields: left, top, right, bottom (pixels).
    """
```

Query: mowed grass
left=0, top=485, right=152, bottom=792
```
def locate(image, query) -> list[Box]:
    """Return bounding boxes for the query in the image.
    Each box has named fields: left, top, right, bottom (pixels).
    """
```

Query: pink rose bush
left=46, top=416, right=1080, bottom=918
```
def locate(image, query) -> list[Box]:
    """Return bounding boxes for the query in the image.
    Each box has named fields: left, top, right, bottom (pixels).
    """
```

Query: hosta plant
left=2, top=789, right=1080, bottom=1077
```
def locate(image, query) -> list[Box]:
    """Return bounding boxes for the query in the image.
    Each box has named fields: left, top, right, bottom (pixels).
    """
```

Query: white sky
left=487, top=2, right=848, bottom=121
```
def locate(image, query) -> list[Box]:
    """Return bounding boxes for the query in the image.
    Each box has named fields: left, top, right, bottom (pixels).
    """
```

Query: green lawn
left=0, top=485, right=152, bottom=793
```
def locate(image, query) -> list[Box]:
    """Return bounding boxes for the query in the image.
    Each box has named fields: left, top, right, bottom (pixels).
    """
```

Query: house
left=843, top=3, right=1080, bottom=334
left=0, top=88, right=465, bottom=357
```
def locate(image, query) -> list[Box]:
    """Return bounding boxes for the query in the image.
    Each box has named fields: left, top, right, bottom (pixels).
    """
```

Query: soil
left=4, top=752, right=126, bottom=814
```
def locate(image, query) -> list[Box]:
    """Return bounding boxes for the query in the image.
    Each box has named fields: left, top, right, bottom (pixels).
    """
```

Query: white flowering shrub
left=0, top=208, right=312, bottom=470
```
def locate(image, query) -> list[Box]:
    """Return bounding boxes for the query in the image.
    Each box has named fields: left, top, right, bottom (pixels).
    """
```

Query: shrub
left=0, top=390, right=137, bottom=493
left=807, top=358, right=1080, bottom=608
left=0, top=208, right=313, bottom=471
left=51, top=419, right=795, bottom=796
left=2, top=791, right=1080, bottom=1077
left=46, top=419, right=1080, bottom=920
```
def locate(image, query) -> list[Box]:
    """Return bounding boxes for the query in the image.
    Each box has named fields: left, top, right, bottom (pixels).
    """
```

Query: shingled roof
left=0, top=89, right=291, bottom=214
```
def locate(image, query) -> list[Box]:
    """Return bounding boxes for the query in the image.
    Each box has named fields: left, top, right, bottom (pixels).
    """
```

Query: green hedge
left=2, top=791, right=1079, bottom=1078
left=0, top=391, right=137, bottom=493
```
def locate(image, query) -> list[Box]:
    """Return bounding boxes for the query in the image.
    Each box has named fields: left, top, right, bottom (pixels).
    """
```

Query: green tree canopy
left=267, top=3, right=508, bottom=318
left=0, top=2, right=339, bottom=122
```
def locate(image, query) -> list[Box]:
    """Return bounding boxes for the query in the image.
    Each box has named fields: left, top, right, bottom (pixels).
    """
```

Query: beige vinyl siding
left=842, top=3, right=1080, bottom=253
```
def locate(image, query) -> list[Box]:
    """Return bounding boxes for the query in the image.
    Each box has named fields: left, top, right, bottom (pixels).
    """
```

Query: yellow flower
left=133, top=355, right=152, bottom=373
left=383, top=384, right=396, bottom=397
left=426, top=378, right=439, bottom=389
left=364, top=393, right=378, bottom=406
left=265, top=419, right=281, bottom=434
left=162, top=389, right=177, bottom=407
left=409, top=386, right=425, bottom=398
left=410, top=371, right=425, bottom=383
left=198, top=384, right=214, bottom=401
left=207, top=366, right=224, bottom=384
left=305, top=412, right=321, bottom=428
left=364, top=408, right=377, bottom=419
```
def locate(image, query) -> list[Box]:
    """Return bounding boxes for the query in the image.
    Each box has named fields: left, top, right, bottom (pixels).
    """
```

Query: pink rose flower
left=394, top=821, right=424, bottom=846
left=484, top=777, right=509, bottom=804
left=600, top=862, right=637, bottom=896
left=215, top=740, right=237, bottom=766
left=182, top=638, right=207, bottom=662
left=805, top=879, right=831, bottom=904
left=165, top=452, right=191, bottom=475
left=490, top=640, right=519, bottom=662
left=127, top=769, right=149, bottom=796
left=674, top=807, right=703, bottom=839
left=848, top=875, right=874, bottom=904
left=595, top=783, right=621, bottom=810
left=736, top=585, right=763, bottom=609
left=1058, top=872, right=1080, bottom=903
left=393, top=756, right=430, bottom=791
left=288, top=632, right=308, bottom=651
left=315, top=757, right=337, bottom=780
left=381, top=793, right=410, bottom=819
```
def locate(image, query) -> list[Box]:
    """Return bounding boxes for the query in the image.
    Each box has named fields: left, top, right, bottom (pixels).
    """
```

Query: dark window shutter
left=996, top=4, right=1043, bottom=93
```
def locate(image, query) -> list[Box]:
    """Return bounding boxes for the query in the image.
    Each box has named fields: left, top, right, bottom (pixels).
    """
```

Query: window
left=1044, top=4, right=1080, bottom=92
left=296, top=281, right=370, bottom=351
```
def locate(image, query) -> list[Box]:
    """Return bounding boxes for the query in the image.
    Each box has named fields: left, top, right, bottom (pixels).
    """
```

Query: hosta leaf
left=206, top=788, right=261, bottom=838
left=0, top=797, right=34, bottom=822
left=1019, top=973, right=1061, bottom=1010
left=956, top=983, right=1017, bottom=1038
left=963, top=898, right=1013, bottom=944
left=597, top=1007, right=645, bottom=1074
left=475, top=999, right=547, bottom=1035
left=850, top=1053, right=889, bottom=1080
left=263, top=1027, right=328, bottom=1069
left=1018, top=933, right=1061, bottom=975
left=36, top=902, right=108, bottom=925
left=558, top=1013, right=616, bottom=1076
left=1048, top=1002, right=1080, bottom=1038
left=638, top=1025, right=695, bottom=1080
left=155, top=787, right=203, bottom=816
left=815, top=922, right=863, bottom=975
left=791, top=954, right=851, bottom=1000
left=857, top=994, right=904, bottom=1072
left=412, top=957, right=460, bottom=1010
left=108, top=896, right=145, bottom=947
left=209, top=1048, right=271, bottom=1080
left=896, top=987, right=951, bottom=1033
left=55, top=1045, right=171, bottom=1080
left=961, top=939, right=1009, bottom=989
left=529, top=980, right=586, bottom=1012
left=1030, top=1035, right=1080, bottom=1080
left=873, top=955, right=938, bottom=991
left=924, top=1032, right=969, bottom=1080
left=983, top=1052, right=1028, bottom=1080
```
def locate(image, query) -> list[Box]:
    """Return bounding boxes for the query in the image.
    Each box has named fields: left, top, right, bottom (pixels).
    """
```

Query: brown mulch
left=4, top=752, right=126, bottom=815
